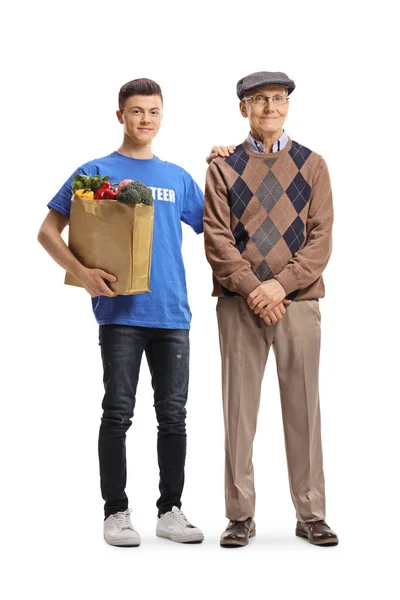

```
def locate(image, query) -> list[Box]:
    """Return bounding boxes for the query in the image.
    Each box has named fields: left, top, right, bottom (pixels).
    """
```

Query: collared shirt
left=246, top=129, right=289, bottom=153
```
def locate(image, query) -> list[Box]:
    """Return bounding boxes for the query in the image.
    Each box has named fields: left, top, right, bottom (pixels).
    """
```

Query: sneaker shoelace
left=111, top=509, right=134, bottom=531
left=169, top=510, right=192, bottom=529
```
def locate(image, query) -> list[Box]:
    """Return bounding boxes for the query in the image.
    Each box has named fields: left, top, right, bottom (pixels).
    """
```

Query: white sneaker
left=103, top=509, right=141, bottom=546
left=156, top=506, right=204, bottom=543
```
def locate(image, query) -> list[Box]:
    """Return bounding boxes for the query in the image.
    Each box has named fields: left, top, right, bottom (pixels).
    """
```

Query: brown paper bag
left=65, top=194, right=154, bottom=295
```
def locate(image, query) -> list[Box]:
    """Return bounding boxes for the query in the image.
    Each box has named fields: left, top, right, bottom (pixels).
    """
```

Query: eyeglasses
left=243, top=93, right=289, bottom=106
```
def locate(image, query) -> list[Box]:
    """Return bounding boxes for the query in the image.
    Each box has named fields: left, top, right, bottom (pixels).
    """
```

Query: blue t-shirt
left=48, top=151, right=204, bottom=329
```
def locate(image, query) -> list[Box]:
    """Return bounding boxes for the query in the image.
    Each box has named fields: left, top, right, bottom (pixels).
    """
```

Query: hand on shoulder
left=206, top=145, right=236, bottom=164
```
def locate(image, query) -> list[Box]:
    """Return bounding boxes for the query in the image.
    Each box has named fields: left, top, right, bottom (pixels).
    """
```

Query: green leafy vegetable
left=72, top=174, right=110, bottom=193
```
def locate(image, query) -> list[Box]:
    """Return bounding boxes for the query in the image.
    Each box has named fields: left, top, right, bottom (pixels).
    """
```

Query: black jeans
left=98, top=324, right=189, bottom=518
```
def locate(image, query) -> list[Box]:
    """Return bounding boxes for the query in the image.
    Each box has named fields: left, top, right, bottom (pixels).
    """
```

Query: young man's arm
left=181, top=175, right=204, bottom=234
left=37, top=209, right=117, bottom=298
left=205, top=145, right=236, bottom=164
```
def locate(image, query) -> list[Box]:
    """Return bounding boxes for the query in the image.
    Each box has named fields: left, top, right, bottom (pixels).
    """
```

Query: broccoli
left=117, top=181, right=154, bottom=206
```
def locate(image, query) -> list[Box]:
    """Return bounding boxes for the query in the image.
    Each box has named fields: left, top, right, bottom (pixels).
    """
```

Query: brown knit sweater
left=203, top=137, right=333, bottom=300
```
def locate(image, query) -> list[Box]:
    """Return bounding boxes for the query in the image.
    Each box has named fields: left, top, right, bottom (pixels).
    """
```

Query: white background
left=2, top=0, right=399, bottom=598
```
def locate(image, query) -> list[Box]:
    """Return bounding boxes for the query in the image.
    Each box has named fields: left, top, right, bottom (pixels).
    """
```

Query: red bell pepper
left=94, top=182, right=112, bottom=199
left=94, top=182, right=118, bottom=199
left=102, top=188, right=118, bottom=199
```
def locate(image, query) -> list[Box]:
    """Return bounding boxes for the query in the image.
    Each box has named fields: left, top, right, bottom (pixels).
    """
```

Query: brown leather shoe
left=220, top=518, right=256, bottom=547
left=296, top=520, right=339, bottom=546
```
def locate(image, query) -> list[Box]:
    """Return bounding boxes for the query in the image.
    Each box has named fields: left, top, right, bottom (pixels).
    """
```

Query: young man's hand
left=247, top=280, right=287, bottom=312
left=206, top=145, right=236, bottom=164
left=259, top=299, right=292, bottom=325
left=78, top=267, right=118, bottom=298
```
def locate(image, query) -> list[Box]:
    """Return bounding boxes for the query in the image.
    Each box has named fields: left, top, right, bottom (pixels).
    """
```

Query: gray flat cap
left=237, top=71, right=296, bottom=100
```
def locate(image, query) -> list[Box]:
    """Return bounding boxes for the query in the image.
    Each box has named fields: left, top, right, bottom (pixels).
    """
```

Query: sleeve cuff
left=47, top=202, right=70, bottom=219
left=194, top=223, right=204, bottom=235
left=235, top=271, right=261, bottom=297
left=275, top=269, right=300, bottom=295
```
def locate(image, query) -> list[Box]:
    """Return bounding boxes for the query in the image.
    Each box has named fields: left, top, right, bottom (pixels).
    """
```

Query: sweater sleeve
left=203, top=160, right=261, bottom=297
left=275, top=156, right=334, bottom=294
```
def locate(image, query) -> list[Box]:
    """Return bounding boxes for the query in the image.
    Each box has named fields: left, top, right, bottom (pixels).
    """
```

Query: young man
left=38, top=78, right=204, bottom=546
left=204, top=71, right=338, bottom=547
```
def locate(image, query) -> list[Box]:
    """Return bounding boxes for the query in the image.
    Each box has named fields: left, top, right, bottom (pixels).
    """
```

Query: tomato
left=118, top=179, right=134, bottom=191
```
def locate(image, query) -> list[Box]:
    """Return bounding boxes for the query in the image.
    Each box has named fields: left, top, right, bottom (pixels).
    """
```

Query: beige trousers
left=216, top=296, right=326, bottom=523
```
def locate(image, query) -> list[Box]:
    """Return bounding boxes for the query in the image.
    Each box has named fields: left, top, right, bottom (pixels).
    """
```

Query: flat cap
left=237, top=71, right=296, bottom=100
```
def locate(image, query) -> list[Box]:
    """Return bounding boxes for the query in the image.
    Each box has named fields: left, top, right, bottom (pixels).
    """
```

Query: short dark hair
left=118, top=78, right=163, bottom=111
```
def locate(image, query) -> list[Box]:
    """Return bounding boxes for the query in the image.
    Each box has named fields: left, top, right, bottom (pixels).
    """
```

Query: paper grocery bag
left=64, top=194, right=154, bottom=295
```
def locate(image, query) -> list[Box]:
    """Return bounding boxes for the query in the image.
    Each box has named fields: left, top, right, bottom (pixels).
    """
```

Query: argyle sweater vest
left=204, top=138, right=333, bottom=300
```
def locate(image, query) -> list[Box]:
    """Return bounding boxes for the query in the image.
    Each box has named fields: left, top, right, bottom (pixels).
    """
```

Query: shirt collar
left=246, top=130, right=288, bottom=154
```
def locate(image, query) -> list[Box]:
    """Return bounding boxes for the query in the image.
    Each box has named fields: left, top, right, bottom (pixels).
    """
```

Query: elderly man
left=204, top=71, right=338, bottom=547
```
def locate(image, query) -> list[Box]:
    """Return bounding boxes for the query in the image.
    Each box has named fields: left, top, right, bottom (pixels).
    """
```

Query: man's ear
left=239, top=101, right=247, bottom=118
left=116, top=110, right=124, bottom=125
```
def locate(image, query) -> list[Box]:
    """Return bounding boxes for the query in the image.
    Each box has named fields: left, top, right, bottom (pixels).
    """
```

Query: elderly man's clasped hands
left=247, top=279, right=291, bottom=325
